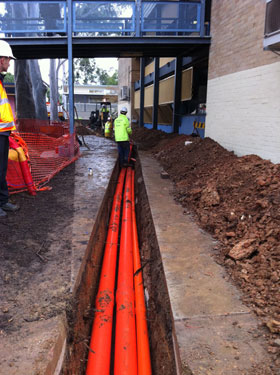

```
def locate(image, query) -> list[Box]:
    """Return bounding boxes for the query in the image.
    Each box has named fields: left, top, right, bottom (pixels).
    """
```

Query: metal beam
left=139, top=57, right=145, bottom=128
left=200, top=0, right=206, bottom=37
left=67, top=0, right=74, bottom=148
left=152, top=57, right=159, bottom=130
left=172, top=57, right=182, bottom=134
left=6, top=36, right=211, bottom=59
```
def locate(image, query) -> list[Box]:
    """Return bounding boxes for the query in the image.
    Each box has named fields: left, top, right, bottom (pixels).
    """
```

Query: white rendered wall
left=206, top=62, right=280, bottom=164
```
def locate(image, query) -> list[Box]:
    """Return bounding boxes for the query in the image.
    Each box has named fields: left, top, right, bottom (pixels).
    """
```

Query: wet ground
left=0, top=136, right=117, bottom=375
left=0, top=132, right=279, bottom=374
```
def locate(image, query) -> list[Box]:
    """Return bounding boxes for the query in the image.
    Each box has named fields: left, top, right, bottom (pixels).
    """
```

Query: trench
left=60, top=149, right=181, bottom=375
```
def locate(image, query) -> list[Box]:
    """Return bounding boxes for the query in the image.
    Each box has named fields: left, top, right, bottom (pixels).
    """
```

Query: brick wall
left=206, top=62, right=280, bottom=163
left=206, top=0, right=280, bottom=163
left=209, top=0, right=278, bottom=80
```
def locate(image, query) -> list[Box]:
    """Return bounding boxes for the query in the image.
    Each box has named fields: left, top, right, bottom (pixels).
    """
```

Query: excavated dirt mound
left=1, top=127, right=279, bottom=373
left=131, top=126, right=280, bottom=369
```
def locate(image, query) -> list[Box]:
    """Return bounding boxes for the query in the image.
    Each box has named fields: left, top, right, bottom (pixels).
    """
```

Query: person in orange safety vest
left=0, top=40, right=20, bottom=218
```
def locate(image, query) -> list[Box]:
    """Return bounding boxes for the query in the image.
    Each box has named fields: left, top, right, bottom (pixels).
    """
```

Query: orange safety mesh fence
left=7, top=119, right=80, bottom=195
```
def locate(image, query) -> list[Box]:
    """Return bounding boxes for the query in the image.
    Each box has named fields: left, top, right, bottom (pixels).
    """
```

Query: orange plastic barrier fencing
left=7, top=120, right=79, bottom=194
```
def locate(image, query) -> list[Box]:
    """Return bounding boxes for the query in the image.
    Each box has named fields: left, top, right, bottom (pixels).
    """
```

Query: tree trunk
left=14, top=60, right=36, bottom=119
left=28, top=4, right=48, bottom=120
left=12, top=2, right=48, bottom=120
left=50, top=59, right=59, bottom=122
left=29, top=60, right=48, bottom=120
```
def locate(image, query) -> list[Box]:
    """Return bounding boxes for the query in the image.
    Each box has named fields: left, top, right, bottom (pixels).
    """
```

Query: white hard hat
left=120, top=107, right=128, bottom=113
left=0, top=40, right=16, bottom=59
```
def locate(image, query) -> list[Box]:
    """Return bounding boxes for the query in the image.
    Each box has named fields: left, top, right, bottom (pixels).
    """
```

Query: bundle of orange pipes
left=86, top=167, right=152, bottom=375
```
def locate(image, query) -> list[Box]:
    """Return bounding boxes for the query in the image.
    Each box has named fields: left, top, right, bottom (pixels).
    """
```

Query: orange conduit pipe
left=86, top=168, right=126, bottom=375
left=131, top=169, right=152, bottom=375
left=115, top=167, right=138, bottom=375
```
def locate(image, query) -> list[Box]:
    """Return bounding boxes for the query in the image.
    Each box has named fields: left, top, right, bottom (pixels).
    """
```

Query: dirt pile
left=132, top=126, right=280, bottom=366
left=75, top=123, right=96, bottom=136
left=131, top=125, right=178, bottom=150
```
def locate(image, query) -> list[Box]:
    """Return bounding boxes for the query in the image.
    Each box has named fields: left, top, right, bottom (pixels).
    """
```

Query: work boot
left=0, top=207, right=7, bottom=217
left=123, top=162, right=133, bottom=168
left=1, top=202, right=20, bottom=212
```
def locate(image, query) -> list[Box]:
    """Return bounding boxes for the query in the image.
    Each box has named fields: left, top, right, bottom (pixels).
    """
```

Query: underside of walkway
left=8, top=36, right=211, bottom=59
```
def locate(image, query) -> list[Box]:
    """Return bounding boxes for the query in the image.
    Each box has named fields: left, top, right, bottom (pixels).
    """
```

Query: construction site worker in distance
left=104, top=116, right=113, bottom=138
left=114, top=106, right=132, bottom=168
left=0, top=40, right=20, bottom=218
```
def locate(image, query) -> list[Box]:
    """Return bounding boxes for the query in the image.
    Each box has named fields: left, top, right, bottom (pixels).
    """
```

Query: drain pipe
left=115, top=167, right=138, bottom=375
left=86, top=168, right=126, bottom=375
left=131, top=169, right=152, bottom=375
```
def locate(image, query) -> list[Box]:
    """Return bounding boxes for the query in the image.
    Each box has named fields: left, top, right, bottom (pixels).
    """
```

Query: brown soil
left=1, top=127, right=280, bottom=374
left=131, top=126, right=280, bottom=371
left=0, top=165, right=75, bottom=335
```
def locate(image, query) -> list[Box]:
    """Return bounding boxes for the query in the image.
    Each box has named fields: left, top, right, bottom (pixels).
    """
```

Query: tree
left=49, top=59, right=59, bottom=121
left=47, top=59, right=67, bottom=121
left=74, top=58, right=98, bottom=85
left=3, top=73, right=14, bottom=83
left=96, top=68, right=118, bottom=85
left=74, top=2, right=130, bottom=37
left=29, top=60, right=48, bottom=120
left=14, top=60, right=36, bottom=119
left=74, top=58, right=118, bottom=85
left=10, top=2, right=48, bottom=120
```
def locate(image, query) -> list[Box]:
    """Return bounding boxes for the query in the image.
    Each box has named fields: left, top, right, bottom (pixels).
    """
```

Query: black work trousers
left=117, top=141, right=130, bottom=168
left=0, top=134, right=9, bottom=206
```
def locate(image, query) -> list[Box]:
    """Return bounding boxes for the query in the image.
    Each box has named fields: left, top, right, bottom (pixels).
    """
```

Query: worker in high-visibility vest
left=114, top=107, right=132, bottom=167
left=100, top=104, right=109, bottom=129
left=0, top=40, right=20, bottom=218
left=104, top=116, right=112, bottom=138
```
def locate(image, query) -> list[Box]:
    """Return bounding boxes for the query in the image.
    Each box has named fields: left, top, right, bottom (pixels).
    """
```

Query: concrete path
left=140, top=152, right=271, bottom=375
left=3, top=137, right=271, bottom=375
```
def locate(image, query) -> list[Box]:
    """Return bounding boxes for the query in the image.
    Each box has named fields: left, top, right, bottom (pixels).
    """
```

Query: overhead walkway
left=0, top=0, right=211, bottom=135
left=0, top=0, right=211, bottom=59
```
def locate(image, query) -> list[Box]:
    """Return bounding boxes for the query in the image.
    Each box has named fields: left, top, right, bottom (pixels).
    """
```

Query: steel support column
left=152, top=57, right=159, bottom=130
left=139, top=57, right=145, bottom=128
left=135, top=0, right=141, bottom=37
left=200, top=0, right=206, bottom=37
left=67, top=0, right=74, bottom=142
left=172, top=56, right=182, bottom=134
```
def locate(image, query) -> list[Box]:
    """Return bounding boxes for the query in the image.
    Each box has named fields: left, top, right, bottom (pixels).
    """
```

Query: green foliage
left=74, top=58, right=98, bottom=85
left=96, top=68, right=118, bottom=85
left=3, top=72, right=14, bottom=83
left=75, top=3, right=117, bottom=19
left=74, top=58, right=118, bottom=86
left=46, top=87, right=50, bottom=102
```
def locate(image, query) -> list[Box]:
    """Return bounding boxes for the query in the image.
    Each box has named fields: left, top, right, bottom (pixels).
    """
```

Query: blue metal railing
left=141, top=1, right=201, bottom=33
left=0, top=0, right=208, bottom=37
left=73, top=1, right=135, bottom=33
left=0, top=1, right=67, bottom=34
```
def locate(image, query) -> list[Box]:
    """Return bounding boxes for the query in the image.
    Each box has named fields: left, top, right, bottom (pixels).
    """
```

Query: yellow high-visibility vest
left=0, top=80, right=16, bottom=132
left=114, top=114, right=131, bottom=142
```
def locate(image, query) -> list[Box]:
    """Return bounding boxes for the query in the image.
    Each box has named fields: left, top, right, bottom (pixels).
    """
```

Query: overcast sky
left=7, top=58, right=118, bottom=85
